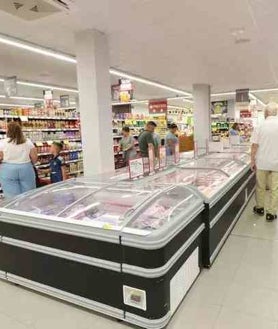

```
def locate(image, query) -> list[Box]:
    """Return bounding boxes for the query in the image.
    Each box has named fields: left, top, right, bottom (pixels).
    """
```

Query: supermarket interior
left=0, top=1, right=278, bottom=329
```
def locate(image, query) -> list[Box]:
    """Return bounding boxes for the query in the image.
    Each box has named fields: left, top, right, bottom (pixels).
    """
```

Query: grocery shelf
left=38, top=149, right=83, bottom=156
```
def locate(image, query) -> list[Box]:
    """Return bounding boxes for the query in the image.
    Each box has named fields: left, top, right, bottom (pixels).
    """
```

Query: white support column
left=193, top=84, right=211, bottom=150
left=75, top=30, right=114, bottom=176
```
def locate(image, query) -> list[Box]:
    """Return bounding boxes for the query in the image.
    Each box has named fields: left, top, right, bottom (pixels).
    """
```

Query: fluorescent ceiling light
left=249, top=92, right=265, bottom=106
left=0, top=34, right=76, bottom=64
left=16, top=81, right=78, bottom=93
left=0, top=103, right=33, bottom=108
left=211, top=92, right=236, bottom=97
left=251, top=88, right=278, bottom=93
left=110, top=68, right=191, bottom=97
left=168, top=105, right=192, bottom=110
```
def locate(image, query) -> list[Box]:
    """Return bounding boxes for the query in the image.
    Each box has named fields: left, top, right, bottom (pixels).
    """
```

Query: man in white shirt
left=251, top=102, right=278, bottom=221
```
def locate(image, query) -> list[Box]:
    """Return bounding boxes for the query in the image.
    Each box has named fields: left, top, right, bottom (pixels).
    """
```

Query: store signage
left=149, top=99, right=168, bottom=114
left=129, top=158, right=144, bottom=179
left=34, top=102, right=43, bottom=109
left=174, top=143, right=180, bottom=164
left=60, top=95, right=70, bottom=108
left=240, top=109, right=252, bottom=118
left=143, top=157, right=150, bottom=175
left=111, top=79, right=134, bottom=103
left=4, top=76, right=17, bottom=97
left=211, top=101, right=228, bottom=115
left=44, top=90, right=53, bottom=109
left=159, top=146, right=167, bottom=169
left=148, top=146, right=155, bottom=174
left=236, top=89, right=249, bottom=103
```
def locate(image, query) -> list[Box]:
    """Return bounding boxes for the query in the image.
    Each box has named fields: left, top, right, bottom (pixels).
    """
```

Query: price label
left=159, top=146, right=167, bottom=169
left=129, top=158, right=144, bottom=179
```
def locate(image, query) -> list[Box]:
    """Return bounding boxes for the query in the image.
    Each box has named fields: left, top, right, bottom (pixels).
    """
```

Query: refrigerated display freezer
left=139, top=153, right=255, bottom=266
left=0, top=179, right=205, bottom=329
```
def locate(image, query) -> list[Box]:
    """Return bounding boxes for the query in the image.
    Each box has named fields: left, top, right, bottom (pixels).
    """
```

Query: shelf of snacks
left=211, top=121, right=254, bottom=143
left=167, top=108, right=194, bottom=135
left=0, top=107, right=84, bottom=180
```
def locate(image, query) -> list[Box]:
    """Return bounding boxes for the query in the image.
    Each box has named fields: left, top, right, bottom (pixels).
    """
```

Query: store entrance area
left=0, top=196, right=277, bottom=329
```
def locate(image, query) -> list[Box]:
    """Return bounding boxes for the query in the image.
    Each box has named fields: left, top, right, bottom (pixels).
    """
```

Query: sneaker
left=253, top=206, right=265, bottom=216
left=266, top=213, right=277, bottom=222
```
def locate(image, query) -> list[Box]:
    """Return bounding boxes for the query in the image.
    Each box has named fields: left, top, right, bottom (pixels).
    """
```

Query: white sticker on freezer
left=123, top=285, right=147, bottom=311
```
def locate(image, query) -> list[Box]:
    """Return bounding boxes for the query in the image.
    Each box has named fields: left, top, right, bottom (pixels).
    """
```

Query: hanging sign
left=174, top=143, right=180, bottom=164
left=111, top=84, right=120, bottom=102
left=4, top=76, right=17, bottom=97
left=236, top=89, right=249, bottom=103
left=60, top=95, right=70, bottom=108
left=44, top=90, right=53, bottom=109
left=159, top=146, right=167, bottom=169
left=211, top=101, right=228, bottom=115
left=129, top=158, right=144, bottom=179
left=149, top=99, right=168, bottom=114
left=148, top=146, right=155, bottom=174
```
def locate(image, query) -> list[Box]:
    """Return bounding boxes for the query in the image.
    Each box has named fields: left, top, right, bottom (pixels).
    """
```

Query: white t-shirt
left=0, top=138, right=35, bottom=164
left=250, top=116, right=278, bottom=171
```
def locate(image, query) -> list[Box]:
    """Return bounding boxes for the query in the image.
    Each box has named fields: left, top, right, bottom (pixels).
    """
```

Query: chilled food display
left=125, top=185, right=201, bottom=232
left=180, top=158, right=246, bottom=177
left=206, top=152, right=251, bottom=165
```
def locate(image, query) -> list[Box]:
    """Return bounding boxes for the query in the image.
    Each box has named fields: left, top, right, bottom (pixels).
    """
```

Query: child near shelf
left=40, top=142, right=67, bottom=183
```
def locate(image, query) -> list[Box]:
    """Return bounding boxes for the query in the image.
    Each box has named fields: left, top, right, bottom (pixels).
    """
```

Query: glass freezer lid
left=179, top=158, right=246, bottom=177
left=58, top=185, right=152, bottom=230
left=206, top=152, right=251, bottom=164
left=135, top=167, right=229, bottom=200
left=4, top=180, right=109, bottom=217
left=123, top=185, right=202, bottom=235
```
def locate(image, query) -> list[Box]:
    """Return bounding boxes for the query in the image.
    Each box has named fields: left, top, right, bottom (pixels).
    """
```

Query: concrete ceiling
left=0, top=0, right=277, bottom=104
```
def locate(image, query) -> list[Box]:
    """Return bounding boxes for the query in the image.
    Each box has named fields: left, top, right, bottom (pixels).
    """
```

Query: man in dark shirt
left=138, top=121, right=157, bottom=157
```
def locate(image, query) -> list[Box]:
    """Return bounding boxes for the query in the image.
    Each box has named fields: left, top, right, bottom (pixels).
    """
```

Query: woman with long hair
left=0, top=121, right=37, bottom=198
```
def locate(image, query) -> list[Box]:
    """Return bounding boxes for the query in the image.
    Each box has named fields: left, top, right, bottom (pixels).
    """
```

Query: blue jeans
left=0, top=162, right=36, bottom=198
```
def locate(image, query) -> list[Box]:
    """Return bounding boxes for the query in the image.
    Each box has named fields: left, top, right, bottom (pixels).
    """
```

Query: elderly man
left=251, top=102, right=278, bottom=221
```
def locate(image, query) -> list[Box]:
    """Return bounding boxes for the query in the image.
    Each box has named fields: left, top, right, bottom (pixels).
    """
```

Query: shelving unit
left=0, top=107, right=84, bottom=182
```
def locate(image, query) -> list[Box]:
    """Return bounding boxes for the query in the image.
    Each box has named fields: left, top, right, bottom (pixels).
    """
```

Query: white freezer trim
left=125, top=311, right=171, bottom=329
left=0, top=213, right=120, bottom=243
left=122, top=224, right=204, bottom=278
left=1, top=237, right=121, bottom=272
left=121, top=204, right=204, bottom=249
left=4, top=274, right=124, bottom=320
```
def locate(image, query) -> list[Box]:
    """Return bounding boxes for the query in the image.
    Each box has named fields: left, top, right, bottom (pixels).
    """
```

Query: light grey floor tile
left=0, top=311, right=31, bottom=329
left=168, top=304, right=221, bottom=329
left=214, top=307, right=277, bottom=329
left=183, top=271, right=231, bottom=307
left=223, top=282, right=278, bottom=321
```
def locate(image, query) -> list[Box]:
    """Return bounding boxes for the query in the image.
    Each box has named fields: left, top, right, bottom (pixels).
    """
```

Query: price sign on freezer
left=129, top=158, right=144, bottom=179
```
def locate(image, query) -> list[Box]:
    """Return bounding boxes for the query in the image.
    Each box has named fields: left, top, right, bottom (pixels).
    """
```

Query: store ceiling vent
left=0, top=0, right=74, bottom=21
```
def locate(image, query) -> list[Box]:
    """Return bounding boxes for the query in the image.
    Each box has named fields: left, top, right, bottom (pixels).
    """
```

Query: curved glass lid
left=205, top=152, right=250, bottom=164
left=136, top=167, right=229, bottom=199
left=58, top=185, right=152, bottom=230
left=123, top=185, right=201, bottom=235
left=4, top=180, right=109, bottom=217
left=179, top=158, right=245, bottom=177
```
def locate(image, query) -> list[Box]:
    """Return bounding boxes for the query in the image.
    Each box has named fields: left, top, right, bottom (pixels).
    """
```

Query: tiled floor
left=1, top=197, right=278, bottom=329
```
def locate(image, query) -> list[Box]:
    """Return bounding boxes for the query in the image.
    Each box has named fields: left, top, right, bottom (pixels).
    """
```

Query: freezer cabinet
left=0, top=180, right=205, bottom=329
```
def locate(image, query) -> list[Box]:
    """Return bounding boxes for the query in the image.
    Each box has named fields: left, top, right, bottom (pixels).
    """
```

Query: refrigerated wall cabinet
left=0, top=180, right=205, bottom=329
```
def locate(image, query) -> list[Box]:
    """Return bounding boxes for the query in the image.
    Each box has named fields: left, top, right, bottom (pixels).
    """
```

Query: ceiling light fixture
left=249, top=93, right=265, bottom=106
left=0, top=34, right=76, bottom=64
left=16, top=81, right=78, bottom=93
left=211, top=92, right=236, bottom=97
left=0, top=103, right=33, bottom=108
left=109, top=68, right=192, bottom=96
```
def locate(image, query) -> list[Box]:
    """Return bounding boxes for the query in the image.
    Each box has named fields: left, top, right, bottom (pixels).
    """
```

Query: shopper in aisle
left=0, top=122, right=37, bottom=198
left=165, top=123, right=179, bottom=156
left=138, top=121, right=158, bottom=157
left=39, top=142, right=67, bottom=183
left=120, top=127, right=137, bottom=164
left=251, top=102, right=278, bottom=221
left=229, top=122, right=240, bottom=136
